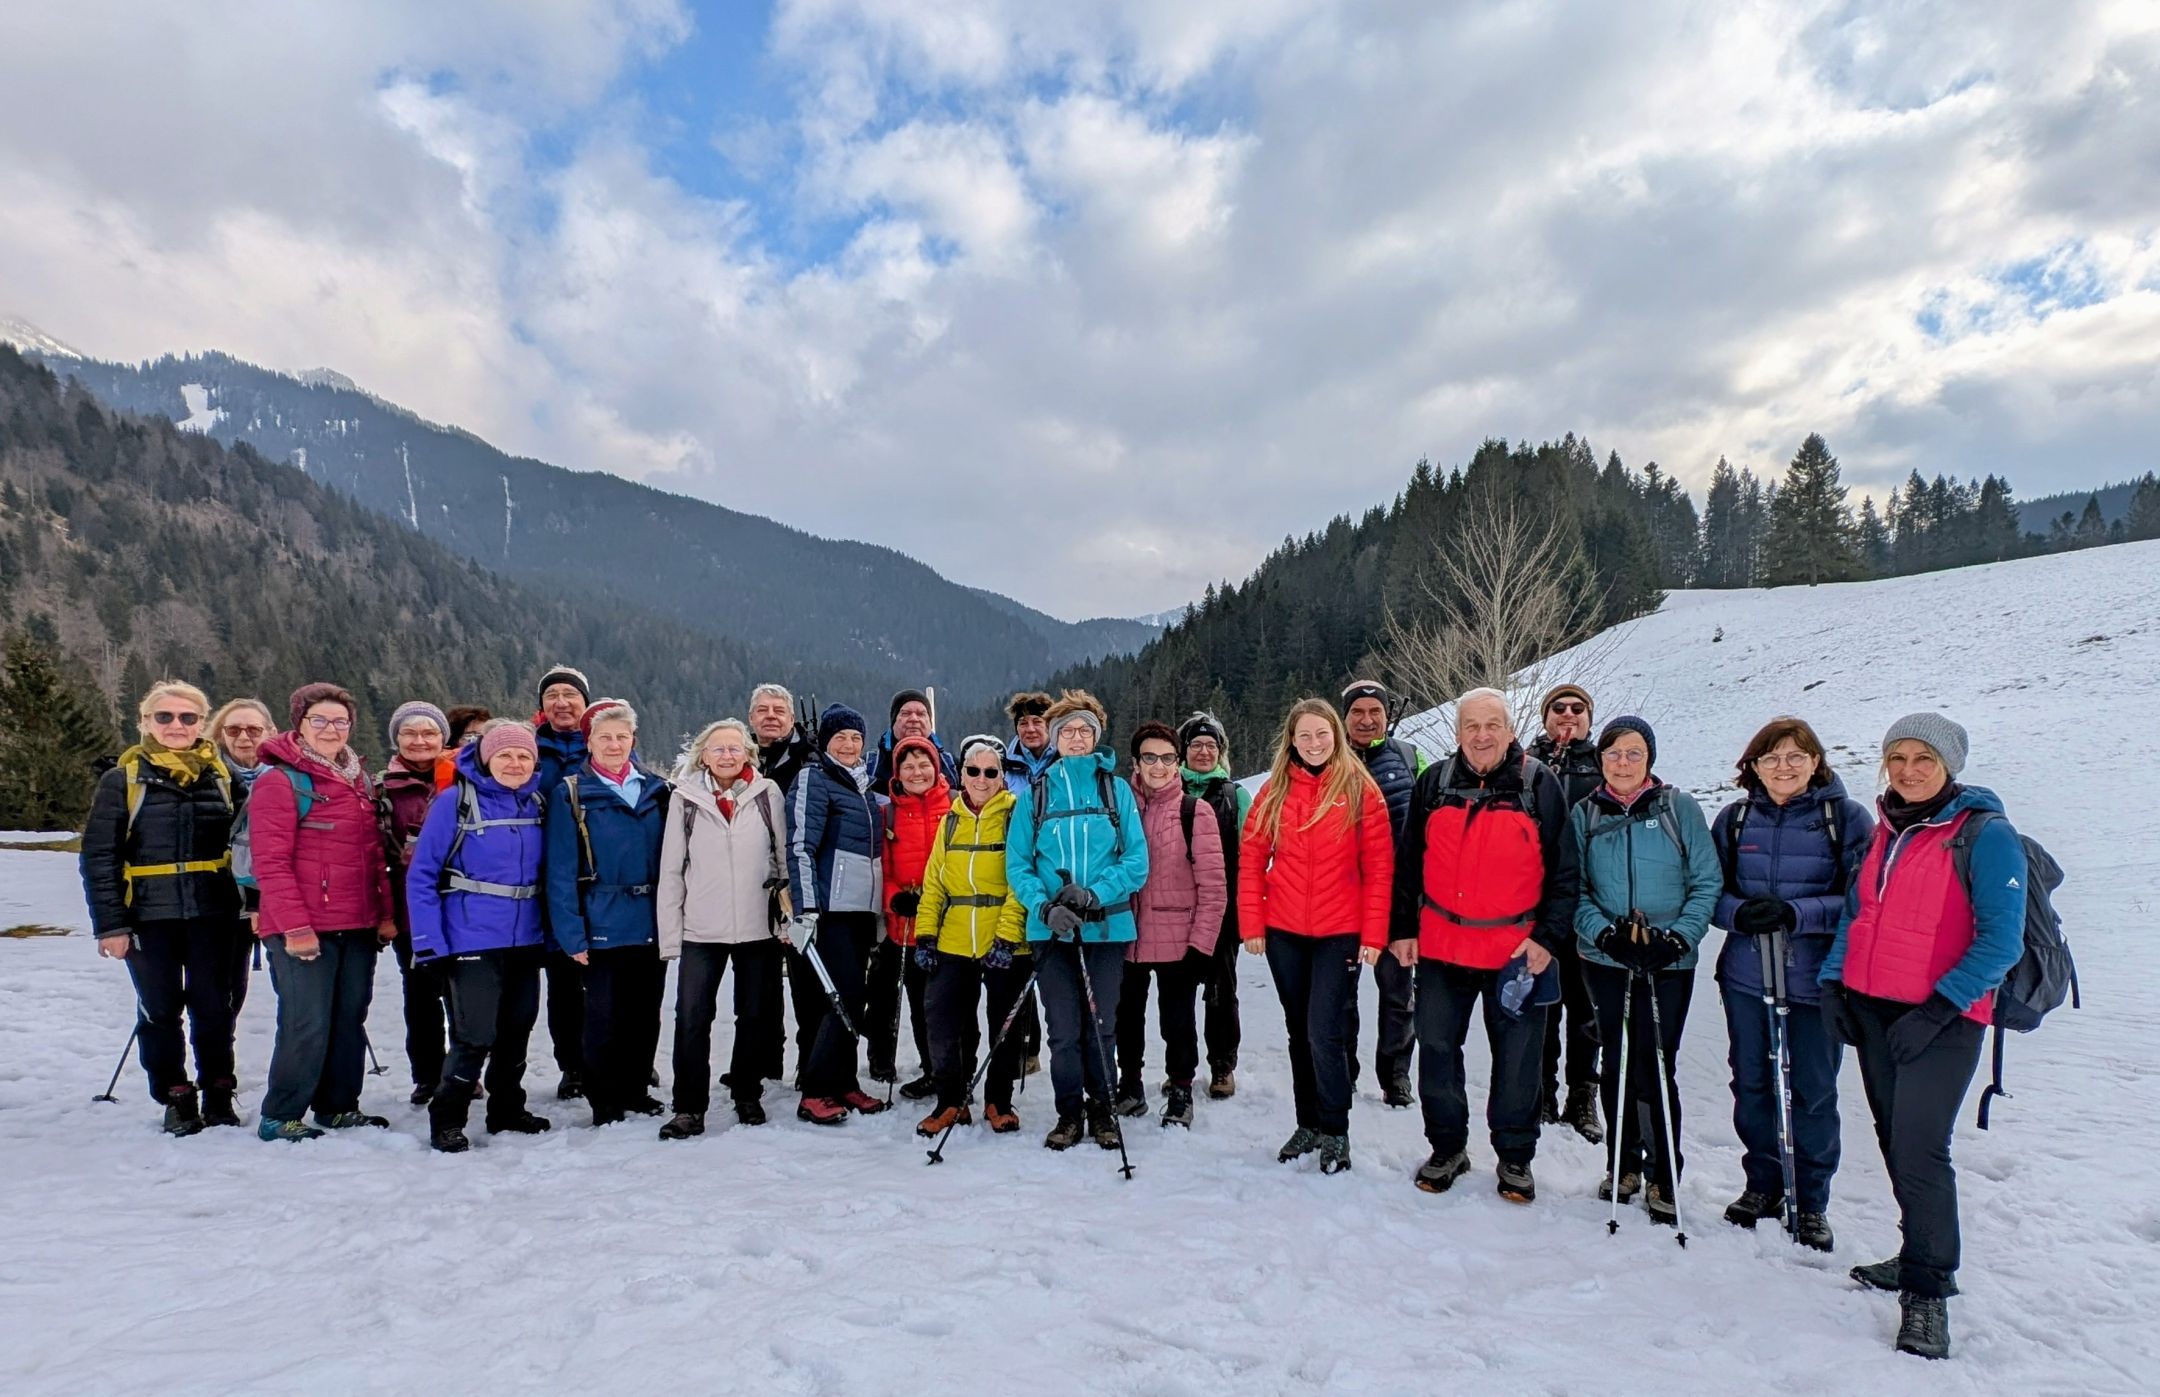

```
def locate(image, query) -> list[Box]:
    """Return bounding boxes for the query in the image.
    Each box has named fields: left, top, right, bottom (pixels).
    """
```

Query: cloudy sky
left=2, top=2, right=2155, bottom=617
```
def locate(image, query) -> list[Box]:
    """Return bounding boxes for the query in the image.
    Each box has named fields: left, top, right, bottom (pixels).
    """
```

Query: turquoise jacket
left=1005, top=751, right=1149, bottom=944
left=1570, top=780, right=1722, bottom=971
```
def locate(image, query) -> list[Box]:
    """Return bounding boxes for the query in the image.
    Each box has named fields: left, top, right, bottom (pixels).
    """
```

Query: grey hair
left=749, top=683, right=794, bottom=708
left=589, top=700, right=639, bottom=733
left=676, top=718, right=755, bottom=781
left=1455, top=687, right=1514, bottom=728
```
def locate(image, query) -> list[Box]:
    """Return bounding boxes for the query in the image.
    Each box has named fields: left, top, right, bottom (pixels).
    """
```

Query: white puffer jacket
left=657, top=771, right=786, bottom=957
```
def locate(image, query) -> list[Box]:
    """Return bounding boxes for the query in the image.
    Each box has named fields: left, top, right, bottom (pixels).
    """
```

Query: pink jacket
left=251, top=732, right=394, bottom=938
left=1129, top=776, right=1229, bottom=964
left=1842, top=816, right=1995, bottom=1026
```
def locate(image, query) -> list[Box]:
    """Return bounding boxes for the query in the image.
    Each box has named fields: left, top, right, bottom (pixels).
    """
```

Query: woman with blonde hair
left=1238, top=697, right=1394, bottom=1173
left=80, top=679, right=247, bottom=1135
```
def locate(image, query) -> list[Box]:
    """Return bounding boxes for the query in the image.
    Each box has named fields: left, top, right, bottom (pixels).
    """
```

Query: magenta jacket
left=251, top=732, right=394, bottom=938
left=1128, top=775, right=1228, bottom=964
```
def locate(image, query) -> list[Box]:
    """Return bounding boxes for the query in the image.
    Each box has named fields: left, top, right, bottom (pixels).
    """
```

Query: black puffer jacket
left=1529, top=734, right=1601, bottom=812
left=79, top=755, right=245, bottom=933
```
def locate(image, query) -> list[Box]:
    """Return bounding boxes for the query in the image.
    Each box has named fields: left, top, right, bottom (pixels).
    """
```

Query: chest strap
left=445, top=873, right=539, bottom=900
left=123, top=854, right=233, bottom=905
left=1420, top=892, right=1536, bottom=929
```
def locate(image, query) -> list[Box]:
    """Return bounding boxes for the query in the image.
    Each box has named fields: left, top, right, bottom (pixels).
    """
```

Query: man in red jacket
left=1389, top=688, right=1579, bottom=1203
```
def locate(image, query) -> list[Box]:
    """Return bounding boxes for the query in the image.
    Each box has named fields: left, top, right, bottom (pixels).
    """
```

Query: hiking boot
left=898, top=1073, right=938, bottom=1102
left=1496, top=1160, right=1536, bottom=1204
left=556, top=1072, right=584, bottom=1101
left=735, top=1099, right=768, bottom=1127
left=1044, top=1112, right=1085, bottom=1150
left=257, top=1117, right=325, bottom=1142
left=590, top=1105, right=627, bottom=1128
left=431, top=1124, right=471, bottom=1153
left=1161, top=1083, right=1194, bottom=1129
left=1563, top=1084, right=1603, bottom=1145
left=1113, top=1084, right=1148, bottom=1118
left=797, top=1096, right=848, bottom=1126
left=916, top=1104, right=972, bottom=1138
left=1599, top=1170, right=1642, bottom=1204
left=1278, top=1127, right=1320, bottom=1163
left=1207, top=1069, right=1236, bottom=1100
left=659, top=1111, right=706, bottom=1140
left=624, top=1094, right=666, bottom=1117
left=1086, top=1098, right=1123, bottom=1150
left=162, top=1085, right=203, bottom=1138
left=409, top=1083, right=436, bottom=1107
left=200, top=1083, right=241, bottom=1128
left=1852, top=1259, right=1959, bottom=1297
left=1895, top=1292, right=1950, bottom=1360
left=984, top=1102, right=1020, bottom=1134
left=1647, top=1182, right=1679, bottom=1225
left=1795, top=1211, right=1835, bottom=1252
left=1316, top=1133, right=1352, bottom=1174
left=841, top=1090, right=890, bottom=1115
left=1539, top=1090, right=1561, bottom=1125
left=1382, top=1072, right=1415, bottom=1109
left=1724, top=1189, right=1784, bottom=1228
left=867, top=1058, right=898, bottom=1085
left=487, top=1110, right=551, bottom=1135
left=314, top=1110, right=390, bottom=1130
left=1414, top=1150, right=1472, bottom=1194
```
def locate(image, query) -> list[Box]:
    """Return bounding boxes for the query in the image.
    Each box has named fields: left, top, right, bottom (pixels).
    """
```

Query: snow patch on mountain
left=174, top=384, right=225, bottom=434
left=0, top=314, right=84, bottom=361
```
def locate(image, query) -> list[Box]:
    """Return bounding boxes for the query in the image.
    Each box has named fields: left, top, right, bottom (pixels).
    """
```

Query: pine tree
left=1855, top=496, right=1891, bottom=576
left=0, top=628, right=121, bottom=829
left=2075, top=495, right=2109, bottom=547
left=1759, top=434, right=1861, bottom=585
left=2127, top=473, right=2160, bottom=541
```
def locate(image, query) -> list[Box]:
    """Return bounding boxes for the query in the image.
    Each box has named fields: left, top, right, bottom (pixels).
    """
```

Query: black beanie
left=1596, top=715, right=1657, bottom=770
left=890, top=688, right=931, bottom=726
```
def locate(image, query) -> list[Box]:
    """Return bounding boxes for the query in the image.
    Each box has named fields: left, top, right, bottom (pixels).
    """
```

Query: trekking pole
left=1016, top=979, right=1042, bottom=1097
left=885, top=938, right=906, bottom=1106
left=927, top=963, right=1043, bottom=1164
left=1070, top=934, right=1135, bottom=1180
left=1757, top=929, right=1800, bottom=1238
left=1643, top=971, right=1689, bottom=1248
left=1604, top=973, right=1633, bottom=1236
left=796, top=927, right=863, bottom=1039
left=364, top=1029, right=389, bottom=1076
left=94, top=1020, right=142, bottom=1103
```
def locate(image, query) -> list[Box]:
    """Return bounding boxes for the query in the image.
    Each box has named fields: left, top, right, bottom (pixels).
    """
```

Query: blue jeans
left=260, top=931, right=381, bottom=1122
left=1722, top=986, right=1842, bottom=1212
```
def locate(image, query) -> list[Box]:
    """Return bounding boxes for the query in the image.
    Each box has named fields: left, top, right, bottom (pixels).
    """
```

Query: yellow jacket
left=916, top=789, right=1029, bottom=958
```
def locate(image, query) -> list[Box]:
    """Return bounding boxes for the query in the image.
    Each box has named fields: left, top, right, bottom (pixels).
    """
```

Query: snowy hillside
left=3, top=545, right=2158, bottom=1395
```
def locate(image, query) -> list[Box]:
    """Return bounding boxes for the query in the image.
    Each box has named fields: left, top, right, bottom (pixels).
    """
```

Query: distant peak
left=0, top=314, right=84, bottom=360
left=296, top=367, right=360, bottom=392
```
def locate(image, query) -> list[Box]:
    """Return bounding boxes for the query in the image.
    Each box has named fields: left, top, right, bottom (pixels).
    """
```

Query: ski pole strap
left=1976, top=1025, right=2008, bottom=1131
left=123, top=854, right=233, bottom=904
left=444, top=873, right=540, bottom=900
left=1420, top=893, right=1536, bottom=929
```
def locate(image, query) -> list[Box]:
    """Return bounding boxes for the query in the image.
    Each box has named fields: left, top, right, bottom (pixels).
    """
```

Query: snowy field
left=4, top=542, right=2158, bottom=1396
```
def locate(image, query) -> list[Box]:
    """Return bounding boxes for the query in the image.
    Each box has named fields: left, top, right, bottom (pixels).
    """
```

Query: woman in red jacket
left=871, top=736, right=950, bottom=1101
left=1240, top=697, right=1393, bottom=1173
left=252, top=682, right=398, bottom=1141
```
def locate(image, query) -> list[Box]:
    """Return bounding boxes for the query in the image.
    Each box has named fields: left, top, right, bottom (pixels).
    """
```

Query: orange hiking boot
left=983, top=1102, right=1020, bottom=1133
left=916, top=1104, right=973, bottom=1138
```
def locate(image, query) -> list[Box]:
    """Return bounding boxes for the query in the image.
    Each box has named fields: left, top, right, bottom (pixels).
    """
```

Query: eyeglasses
left=220, top=723, right=266, bottom=738
left=152, top=711, right=203, bottom=726
left=1602, top=748, right=1648, bottom=765
left=705, top=744, right=747, bottom=756
left=305, top=716, right=354, bottom=733
left=1135, top=753, right=1180, bottom=768
left=1185, top=738, right=1219, bottom=753
left=1754, top=752, right=1814, bottom=770
left=1547, top=702, right=1586, bottom=716
left=963, top=766, right=1001, bottom=779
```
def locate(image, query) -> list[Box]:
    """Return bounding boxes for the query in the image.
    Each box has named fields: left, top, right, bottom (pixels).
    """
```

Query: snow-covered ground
left=4, top=543, right=2157, bottom=1395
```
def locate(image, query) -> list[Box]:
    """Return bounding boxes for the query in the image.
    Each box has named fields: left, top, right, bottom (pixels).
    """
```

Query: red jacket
left=251, top=732, right=395, bottom=938
left=880, top=737, right=952, bottom=947
left=1130, top=775, right=1229, bottom=963
left=1842, top=815, right=1996, bottom=1026
left=1238, top=766, right=1394, bottom=949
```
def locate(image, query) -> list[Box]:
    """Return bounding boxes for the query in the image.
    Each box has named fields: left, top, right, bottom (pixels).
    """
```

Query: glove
left=890, top=888, right=921, bottom=919
left=1887, top=993, right=1963, bottom=1064
left=1732, top=898, right=1798, bottom=937
left=1818, top=980, right=1860, bottom=1046
left=913, top=938, right=938, bottom=972
left=1044, top=903, right=1083, bottom=941
left=1068, top=886, right=1102, bottom=916
left=1593, top=921, right=1645, bottom=971
left=1640, top=929, right=1690, bottom=974
left=983, top=939, right=1015, bottom=972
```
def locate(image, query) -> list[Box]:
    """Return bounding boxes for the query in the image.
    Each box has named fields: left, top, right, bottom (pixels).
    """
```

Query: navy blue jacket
left=534, top=721, right=588, bottom=797
left=787, top=754, right=887, bottom=916
left=1710, top=774, right=1875, bottom=1005
left=545, top=760, right=670, bottom=955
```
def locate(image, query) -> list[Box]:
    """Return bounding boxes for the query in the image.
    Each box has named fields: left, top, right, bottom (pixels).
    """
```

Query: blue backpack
left=230, top=769, right=318, bottom=892
left=1948, top=811, right=2078, bottom=1128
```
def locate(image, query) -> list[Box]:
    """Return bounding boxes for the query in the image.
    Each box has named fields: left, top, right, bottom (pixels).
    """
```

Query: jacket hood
left=455, top=741, right=543, bottom=799
left=1899, top=782, right=2005, bottom=821
left=1053, top=750, right=1119, bottom=782
left=955, top=786, right=1016, bottom=821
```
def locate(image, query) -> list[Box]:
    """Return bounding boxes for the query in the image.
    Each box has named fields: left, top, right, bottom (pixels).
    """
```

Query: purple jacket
left=1711, top=774, right=1874, bottom=1005
left=405, top=746, right=547, bottom=960
left=1128, top=776, right=1228, bottom=964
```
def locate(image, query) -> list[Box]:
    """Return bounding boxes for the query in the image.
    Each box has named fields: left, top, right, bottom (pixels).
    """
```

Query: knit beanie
left=1044, top=690, right=1108, bottom=747
left=1340, top=679, right=1389, bottom=709
left=1882, top=712, right=1968, bottom=777
left=817, top=703, right=867, bottom=751
left=1177, top=711, right=1227, bottom=756
left=1596, top=715, right=1657, bottom=770
left=288, top=682, right=357, bottom=733
left=535, top=665, right=591, bottom=706
left=387, top=700, right=449, bottom=749
left=478, top=720, right=539, bottom=766
left=890, top=688, right=931, bottom=726
left=580, top=697, right=633, bottom=738
left=1541, top=684, right=1594, bottom=720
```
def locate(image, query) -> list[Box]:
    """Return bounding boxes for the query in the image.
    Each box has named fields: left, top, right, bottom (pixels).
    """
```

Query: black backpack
left=1948, top=811, right=2078, bottom=1128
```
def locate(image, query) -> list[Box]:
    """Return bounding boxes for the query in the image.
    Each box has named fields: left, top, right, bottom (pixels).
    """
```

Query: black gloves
left=1595, top=920, right=1688, bottom=974
left=1640, top=929, right=1690, bottom=974
left=1819, top=981, right=1860, bottom=1046
left=889, top=888, right=922, bottom=919
left=1887, top=993, right=1963, bottom=1064
left=1051, top=883, right=1101, bottom=916
left=1732, top=898, right=1798, bottom=938
left=1044, top=904, right=1083, bottom=940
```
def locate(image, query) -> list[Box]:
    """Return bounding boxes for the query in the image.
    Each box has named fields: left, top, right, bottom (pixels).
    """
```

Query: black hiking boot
left=1382, top=1071, right=1415, bottom=1109
left=1044, top=1111, right=1085, bottom=1151
left=1316, top=1133, right=1352, bottom=1174
left=1724, top=1189, right=1784, bottom=1228
left=409, top=1083, right=436, bottom=1107
left=1113, top=1083, right=1148, bottom=1117
left=1563, top=1084, right=1603, bottom=1145
left=1495, top=1160, right=1536, bottom=1204
left=1795, top=1212, right=1835, bottom=1252
left=431, top=1124, right=471, bottom=1153
left=1277, top=1127, right=1320, bottom=1163
left=200, top=1082, right=241, bottom=1128
left=659, top=1111, right=705, bottom=1140
left=488, top=1110, right=551, bottom=1135
left=867, top=1058, right=898, bottom=1085
left=161, top=1085, right=203, bottom=1138
left=1896, top=1292, right=1950, bottom=1360
left=429, top=1081, right=475, bottom=1152
left=556, top=1072, right=584, bottom=1101
left=1539, top=1089, right=1561, bottom=1125
left=1414, top=1150, right=1472, bottom=1194
left=1852, top=1259, right=1959, bottom=1297
left=735, top=1099, right=768, bottom=1126
left=1161, top=1083, right=1194, bottom=1128
left=899, top=1073, right=938, bottom=1102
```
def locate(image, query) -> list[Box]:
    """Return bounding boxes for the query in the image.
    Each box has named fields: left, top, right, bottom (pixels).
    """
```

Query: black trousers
left=1201, top=924, right=1241, bottom=1075
left=671, top=939, right=782, bottom=1113
left=799, top=913, right=876, bottom=1100
left=1034, top=938, right=1128, bottom=1115
left=766, top=945, right=827, bottom=1084
left=1724, top=988, right=1843, bottom=1212
left=1584, top=961, right=1694, bottom=1190
left=439, top=945, right=543, bottom=1127
left=1850, top=991, right=1986, bottom=1298
left=545, top=949, right=585, bottom=1075
left=1541, top=934, right=1600, bottom=1105
left=125, top=917, right=242, bottom=1101
left=582, top=943, right=665, bottom=1116
left=261, top=931, right=380, bottom=1122
left=1116, top=953, right=1205, bottom=1091
left=923, top=953, right=1030, bottom=1110
left=392, top=928, right=451, bottom=1089
left=1415, top=959, right=1547, bottom=1165
left=1266, top=931, right=1361, bottom=1134
left=1345, top=948, right=1416, bottom=1085
left=865, top=937, right=931, bottom=1077
left=228, top=919, right=258, bottom=1020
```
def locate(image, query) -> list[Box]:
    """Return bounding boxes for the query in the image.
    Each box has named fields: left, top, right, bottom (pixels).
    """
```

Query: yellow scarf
left=121, top=739, right=226, bottom=786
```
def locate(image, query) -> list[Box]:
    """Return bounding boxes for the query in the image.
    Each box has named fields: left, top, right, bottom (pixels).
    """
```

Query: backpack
left=231, top=768, right=317, bottom=892
left=438, top=777, right=545, bottom=900
left=1029, top=765, right=1127, bottom=863
left=561, top=767, right=671, bottom=891
left=116, top=753, right=238, bottom=904
left=679, top=782, right=786, bottom=926
left=1719, top=795, right=1847, bottom=899
left=1948, top=810, right=2078, bottom=1128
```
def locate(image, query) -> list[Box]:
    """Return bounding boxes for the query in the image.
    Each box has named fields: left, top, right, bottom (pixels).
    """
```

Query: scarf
left=1883, top=782, right=1962, bottom=835
left=122, top=740, right=224, bottom=785
left=295, top=740, right=367, bottom=791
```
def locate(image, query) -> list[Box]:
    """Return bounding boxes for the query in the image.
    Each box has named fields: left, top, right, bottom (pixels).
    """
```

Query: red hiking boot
left=796, top=1095, right=848, bottom=1126
left=841, top=1090, right=890, bottom=1115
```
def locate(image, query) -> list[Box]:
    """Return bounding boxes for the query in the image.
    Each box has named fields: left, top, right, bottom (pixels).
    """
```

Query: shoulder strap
left=1099, top=766, right=1124, bottom=860
left=122, top=757, right=146, bottom=839
left=1822, top=799, right=1847, bottom=891
left=287, top=768, right=318, bottom=821
left=943, top=809, right=961, bottom=849
left=563, top=773, right=596, bottom=883
left=1945, top=808, right=1997, bottom=891
left=1720, top=800, right=1749, bottom=896
left=755, top=787, right=785, bottom=884
left=1180, top=795, right=1198, bottom=863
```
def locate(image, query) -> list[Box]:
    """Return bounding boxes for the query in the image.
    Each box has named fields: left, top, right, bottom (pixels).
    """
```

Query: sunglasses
left=152, top=711, right=203, bottom=726
left=221, top=723, right=266, bottom=738
left=1547, top=702, right=1587, bottom=716
left=963, top=765, right=1001, bottom=779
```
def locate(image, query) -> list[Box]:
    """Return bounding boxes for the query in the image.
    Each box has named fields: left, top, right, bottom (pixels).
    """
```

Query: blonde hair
left=1250, top=698, right=1381, bottom=844
left=137, top=679, right=212, bottom=741
left=675, top=719, right=756, bottom=782
left=208, top=697, right=274, bottom=739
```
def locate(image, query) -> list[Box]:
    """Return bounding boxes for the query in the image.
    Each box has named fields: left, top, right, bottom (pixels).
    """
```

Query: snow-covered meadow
left=3, top=543, right=2157, bottom=1395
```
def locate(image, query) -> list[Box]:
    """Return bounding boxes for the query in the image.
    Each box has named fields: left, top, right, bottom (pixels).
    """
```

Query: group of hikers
left=80, top=666, right=2038, bottom=1360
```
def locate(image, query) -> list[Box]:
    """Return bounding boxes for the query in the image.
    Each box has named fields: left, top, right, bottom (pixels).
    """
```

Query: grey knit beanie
left=1881, top=712, right=1968, bottom=777
left=387, top=700, right=449, bottom=749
